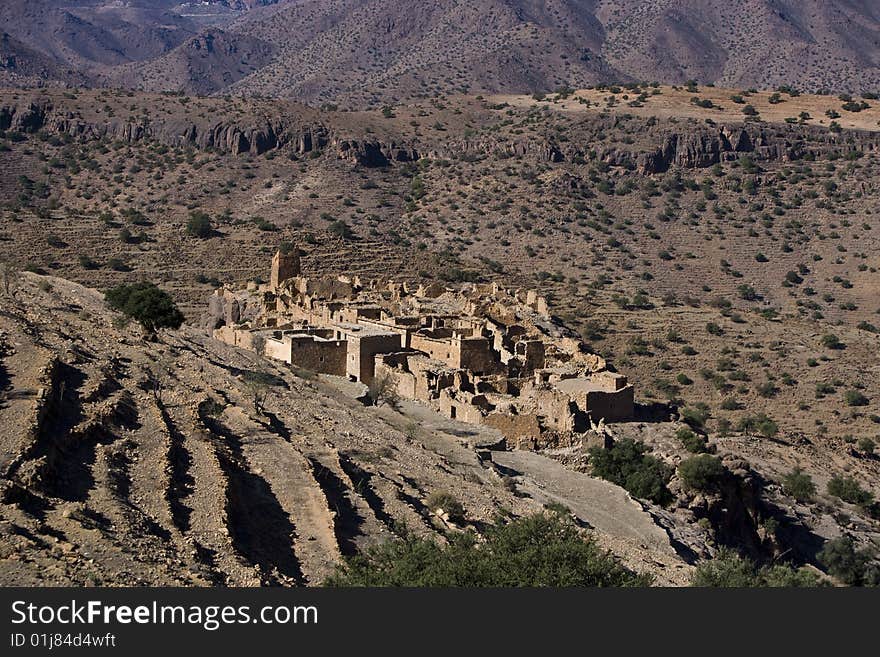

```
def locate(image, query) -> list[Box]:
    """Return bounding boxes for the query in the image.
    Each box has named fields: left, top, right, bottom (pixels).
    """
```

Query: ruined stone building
left=207, top=248, right=634, bottom=448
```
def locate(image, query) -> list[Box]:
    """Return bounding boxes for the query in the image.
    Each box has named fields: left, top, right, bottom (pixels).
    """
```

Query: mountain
left=3, top=1, right=880, bottom=101
left=596, top=0, right=880, bottom=94
left=107, top=29, right=277, bottom=95
left=0, top=0, right=275, bottom=87
left=0, top=32, right=92, bottom=88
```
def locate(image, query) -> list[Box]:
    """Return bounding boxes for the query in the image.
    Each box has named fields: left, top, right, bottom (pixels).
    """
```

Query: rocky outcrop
left=5, top=94, right=880, bottom=173
left=0, top=97, right=332, bottom=157
left=435, top=137, right=564, bottom=163
left=201, top=288, right=261, bottom=331
left=333, top=138, right=419, bottom=166
left=0, top=99, right=51, bottom=132
left=629, top=123, right=880, bottom=174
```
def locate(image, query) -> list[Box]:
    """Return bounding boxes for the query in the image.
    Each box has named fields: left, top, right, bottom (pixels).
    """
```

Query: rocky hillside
left=1, top=273, right=713, bottom=585
left=4, top=1, right=880, bottom=102
left=0, top=273, right=527, bottom=585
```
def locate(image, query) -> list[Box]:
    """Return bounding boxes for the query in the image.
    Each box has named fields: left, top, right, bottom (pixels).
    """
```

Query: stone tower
left=270, top=246, right=300, bottom=289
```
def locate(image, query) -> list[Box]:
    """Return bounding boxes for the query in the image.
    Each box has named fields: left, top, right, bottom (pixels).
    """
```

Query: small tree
left=1, top=261, right=18, bottom=296
left=857, top=437, right=876, bottom=456
left=692, top=548, right=819, bottom=587
left=589, top=438, right=672, bottom=505
left=328, top=219, right=353, bottom=239
left=820, top=333, right=844, bottom=349
left=817, top=537, right=880, bottom=586
left=367, top=369, right=399, bottom=408
left=251, top=333, right=267, bottom=357
left=105, top=282, right=184, bottom=335
left=186, top=211, right=213, bottom=239
left=781, top=468, right=816, bottom=502
left=827, top=475, right=874, bottom=508
left=325, top=512, right=651, bottom=587
left=845, top=390, right=869, bottom=407
left=678, top=454, right=726, bottom=491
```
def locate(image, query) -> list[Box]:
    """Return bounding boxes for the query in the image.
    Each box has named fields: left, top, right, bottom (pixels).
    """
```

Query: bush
left=186, top=211, right=213, bottom=238
left=589, top=439, right=673, bottom=505
left=106, top=258, right=130, bottom=272
left=78, top=255, right=100, bottom=270
left=677, top=427, right=708, bottom=454
left=817, top=537, right=880, bottom=586
left=736, top=413, right=778, bottom=438
left=827, top=475, right=874, bottom=508
left=692, top=548, right=820, bottom=587
left=845, top=390, right=869, bottom=407
left=425, top=492, right=465, bottom=523
left=820, top=334, right=844, bottom=349
left=857, top=437, right=876, bottom=456
left=328, top=220, right=353, bottom=239
left=678, top=454, right=726, bottom=491
left=325, top=512, right=651, bottom=587
left=105, top=282, right=184, bottom=334
left=781, top=468, right=816, bottom=502
left=681, top=404, right=711, bottom=429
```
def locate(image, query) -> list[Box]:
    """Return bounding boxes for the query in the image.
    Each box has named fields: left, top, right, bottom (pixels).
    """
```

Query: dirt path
left=491, top=450, right=673, bottom=552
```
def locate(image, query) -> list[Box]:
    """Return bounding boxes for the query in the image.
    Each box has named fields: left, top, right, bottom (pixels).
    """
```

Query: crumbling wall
left=374, top=357, right=418, bottom=399
left=409, top=333, right=462, bottom=366
left=213, top=326, right=257, bottom=350
left=270, top=249, right=300, bottom=289
left=583, top=386, right=635, bottom=423
left=458, top=337, right=500, bottom=375
left=263, top=337, right=291, bottom=362
left=482, top=412, right=541, bottom=444
left=346, top=333, right=405, bottom=384
left=289, top=337, right=347, bottom=375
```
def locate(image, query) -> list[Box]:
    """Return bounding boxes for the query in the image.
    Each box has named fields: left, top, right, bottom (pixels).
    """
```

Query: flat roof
left=554, top=378, right=621, bottom=395
left=332, top=322, right=399, bottom=337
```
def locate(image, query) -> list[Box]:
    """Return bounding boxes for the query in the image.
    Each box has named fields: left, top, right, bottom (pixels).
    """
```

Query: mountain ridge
left=3, top=1, right=880, bottom=102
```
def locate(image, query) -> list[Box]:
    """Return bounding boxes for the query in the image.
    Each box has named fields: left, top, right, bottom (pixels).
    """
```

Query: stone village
left=207, top=246, right=634, bottom=449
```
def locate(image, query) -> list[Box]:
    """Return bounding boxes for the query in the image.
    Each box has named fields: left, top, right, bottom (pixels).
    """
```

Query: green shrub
left=817, top=537, right=880, bottom=586
left=681, top=405, right=711, bottom=429
left=820, top=334, right=844, bottom=349
left=827, top=475, right=874, bottom=508
left=736, top=413, right=778, bottom=438
left=186, top=211, right=213, bottom=238
left=845, top=390, right=869, bottom=407
left=781, top=468, right=816, bottom=502
left=857, top=437, right=876, bottom=456
left=106, top=258, right=129, bottom=272
left=676, top=427, right=708, bottom=454
left=588, top=439, right=673, bottom=505
left=425, top=492, right=465, bottom=523
left=325, top=512, right=651, bottom=587
left=692, top=548, right=820, bottom=587
left=678, top=454, right=726, bottom=491
left=78, top=255, right=100, bottom=270
left=105, top=282, right=184, bottom=333
left=328, top=220, right=353, bottom=239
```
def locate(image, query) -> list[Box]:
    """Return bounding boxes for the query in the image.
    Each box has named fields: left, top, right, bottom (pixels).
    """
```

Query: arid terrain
left=1, top=78, right=879, bottom=585
left=4, top=1, right=880, bottom=104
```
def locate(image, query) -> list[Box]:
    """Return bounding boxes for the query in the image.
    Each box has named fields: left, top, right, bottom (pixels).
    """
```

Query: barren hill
left=5, top=1, right=880, bottom=101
